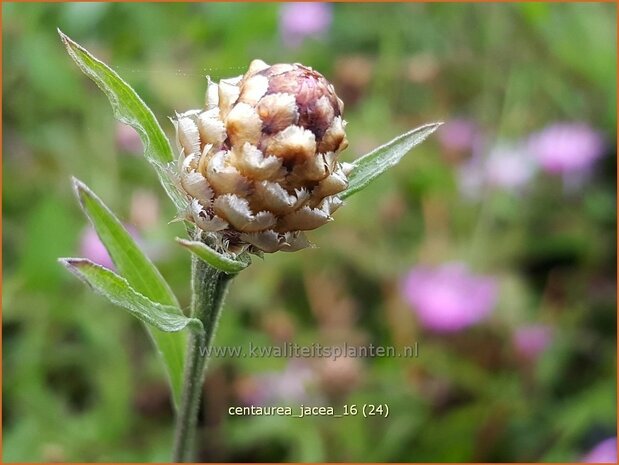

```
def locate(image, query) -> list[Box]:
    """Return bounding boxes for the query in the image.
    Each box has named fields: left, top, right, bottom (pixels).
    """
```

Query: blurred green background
left=3, top=2, right=616, bottom=462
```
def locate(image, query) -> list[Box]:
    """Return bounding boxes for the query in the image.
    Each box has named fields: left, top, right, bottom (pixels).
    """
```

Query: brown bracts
left=174, top=60, right=351, bottom=253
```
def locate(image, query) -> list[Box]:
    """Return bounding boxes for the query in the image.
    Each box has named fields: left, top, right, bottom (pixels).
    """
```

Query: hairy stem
left=173, top=256, right=232, bottom=462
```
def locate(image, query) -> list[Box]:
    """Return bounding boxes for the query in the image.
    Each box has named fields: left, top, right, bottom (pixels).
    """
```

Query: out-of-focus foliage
left=3, top=3, right=616, bottom=462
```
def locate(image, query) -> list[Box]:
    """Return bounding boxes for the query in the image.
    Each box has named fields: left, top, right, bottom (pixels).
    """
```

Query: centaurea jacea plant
left=57, top=30, right=440, bottom=461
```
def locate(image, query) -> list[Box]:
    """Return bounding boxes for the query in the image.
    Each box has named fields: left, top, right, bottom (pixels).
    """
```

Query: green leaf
left=72, top=177, right=187, bottom=409
left=73, top=178, right=178, bottom=304
left=340, top=122, right=443, bottom=199
left=175, top=238, right=249, bottom=274
left=60, top=259, right=202, bottom=333
left=58, top=29, right=187, bottom=212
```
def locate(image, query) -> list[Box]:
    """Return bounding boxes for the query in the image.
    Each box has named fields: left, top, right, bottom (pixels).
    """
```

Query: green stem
left=172, top=256, right=233, bottom=462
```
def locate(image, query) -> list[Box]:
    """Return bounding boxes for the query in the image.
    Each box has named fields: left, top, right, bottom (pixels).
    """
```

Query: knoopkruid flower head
left=581, top=437, right=617, bottom=463
left=280, top=2, right=332, bottom=48
left=528, top=122, right=605, bottom=175
left=402, top=262, right=498, bottom=333
left=174, top=60, right=350, bottom=254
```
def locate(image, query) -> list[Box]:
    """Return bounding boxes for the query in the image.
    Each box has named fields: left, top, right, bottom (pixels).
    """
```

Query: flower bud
left=174, top=60, right=350, bottom=253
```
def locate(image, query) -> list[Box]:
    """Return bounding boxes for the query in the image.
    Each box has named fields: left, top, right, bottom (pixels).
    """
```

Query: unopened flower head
left=174, top=60, right=350, bottom=253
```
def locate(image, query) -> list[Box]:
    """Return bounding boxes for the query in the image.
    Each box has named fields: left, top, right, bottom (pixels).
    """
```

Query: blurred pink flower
left=485, top=144, right=537, bottom=191
left=80, top=226, right=114, bottom=269
left=402, top=263, right=498, bottom=333
left=115, top=122, right=143, bottom=155
left=513, top=324, right=553, bottom=360
left=458, top=142, right=537, bottom=200
left=280, top=3, right=332, bottom=48
left=528, top=122, right=605, bottom=174
left=582, top=437, right=617, bottom=463
left=437, top=119, right=480, bottom=153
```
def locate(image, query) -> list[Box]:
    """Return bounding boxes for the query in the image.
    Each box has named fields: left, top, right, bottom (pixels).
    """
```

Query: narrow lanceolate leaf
left=176, top=238, right=249, bottom=274
left=341, top=122, right=443, bottom=199
left=58, top=29, right=187, bottom=212
left=73, top=178, right=178, bottom=305
left=72, top=178, right=187, bottom=409
left=60, top=259, right=202, bottom=333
